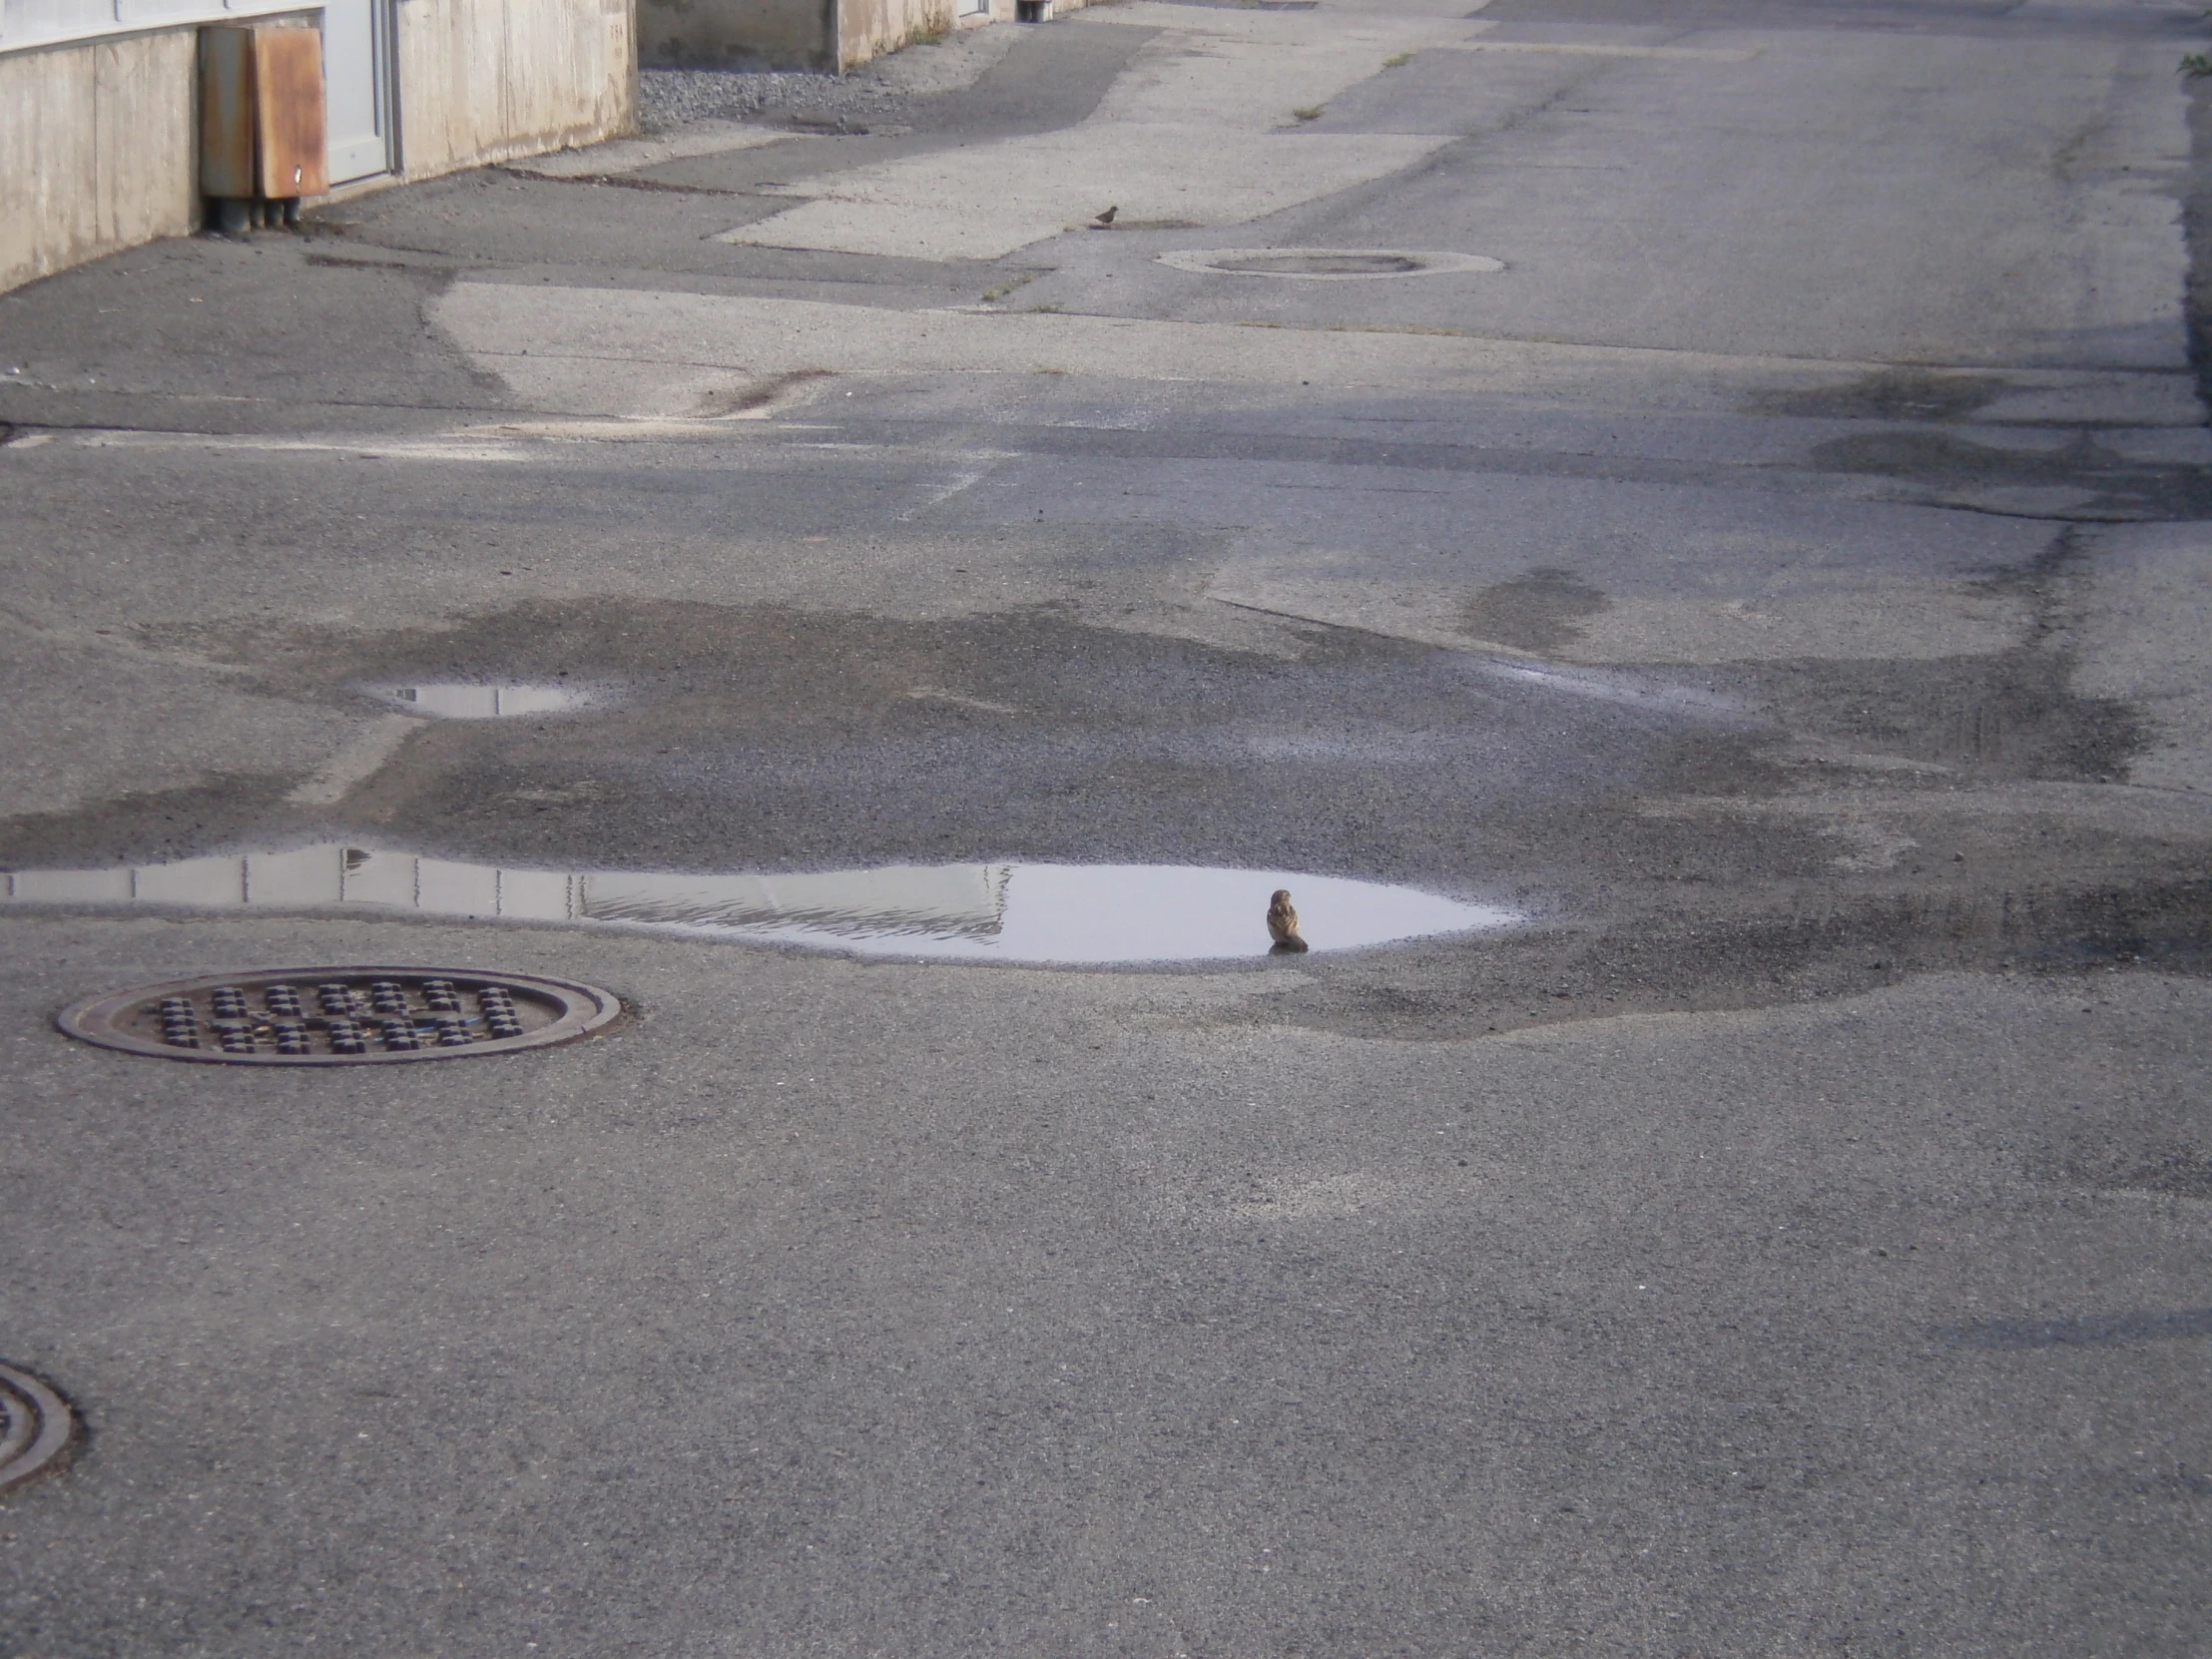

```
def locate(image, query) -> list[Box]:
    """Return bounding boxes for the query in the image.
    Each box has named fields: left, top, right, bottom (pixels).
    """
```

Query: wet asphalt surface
left=3, top=0, right=2212, bottom=1653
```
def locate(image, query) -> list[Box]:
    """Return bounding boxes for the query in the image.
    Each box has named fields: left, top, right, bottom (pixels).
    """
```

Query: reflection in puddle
left=375, top=684, right=591, bottom=718
left=2, top=845, right=1515, bottom=964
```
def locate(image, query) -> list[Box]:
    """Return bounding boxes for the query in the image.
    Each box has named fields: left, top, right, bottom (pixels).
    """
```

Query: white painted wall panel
left=393, top=0, right=632, bottom=177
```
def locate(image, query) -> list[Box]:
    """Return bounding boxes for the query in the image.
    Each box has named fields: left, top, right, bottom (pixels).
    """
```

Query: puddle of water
left=373, top=683, right=592, bottom=718
left=1, top=846, right=1515, bottom=964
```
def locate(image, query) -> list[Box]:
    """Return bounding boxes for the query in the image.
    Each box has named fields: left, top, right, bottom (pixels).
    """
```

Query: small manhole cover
left=1223, top=253, right=1417, bottom=276
left=1157, top=247, right=1504, bottom=280
left=58, top=967, right=622, bottom=1065
left=0, top=1364, right=77, bottom=1494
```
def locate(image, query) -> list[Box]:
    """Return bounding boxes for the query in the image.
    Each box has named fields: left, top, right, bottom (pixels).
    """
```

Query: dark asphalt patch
left=1941, top=1310, right=2212, bottom=1350
left=3, top=588, right=2198, bottom=1026
left=1229, top=876, right=2212, bottom=1041
left=1709, top=649, right=2144, bottom=781
left=1807, top=429, right=2212, bottom=520
left=2184, top=72, right=2212, bottom=419
left=1750, top=367, right=2012, bottom=424
left=1714, top=524, right=2146, bottom=783
left=164, top=597, right=1783, bottom=893
left=2102, top=1149, right=2212, bottom=1200
left=0, top=585, right=2185, bottom=1017
left=1461, top=568, right=1611, bottom=654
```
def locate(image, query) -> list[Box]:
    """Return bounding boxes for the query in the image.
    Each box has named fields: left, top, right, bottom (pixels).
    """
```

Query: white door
left=322, top=0, right=394, bottom=186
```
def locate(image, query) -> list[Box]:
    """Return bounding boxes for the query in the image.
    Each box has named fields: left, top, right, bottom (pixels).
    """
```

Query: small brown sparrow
left=1093, top=205, right=1119, bottom=227
left=1267, top=888, right=1308, bottom=952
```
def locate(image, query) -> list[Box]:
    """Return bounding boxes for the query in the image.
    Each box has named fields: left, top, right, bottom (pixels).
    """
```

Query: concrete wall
left=639, top=0, right=1098, bottom=75
left=0, top=31, right=198, bottom=294
left=836, top=0, right=955, bottom=73
left=396, top=0, right=636, bottom=176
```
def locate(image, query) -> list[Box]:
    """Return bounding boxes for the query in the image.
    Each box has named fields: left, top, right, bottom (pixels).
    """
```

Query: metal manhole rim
left=57, top=965, right=623, bottom=1067
left=0, top=1362, right=78, bottom=1495
left=1155, top=247, right=1507, bottom=279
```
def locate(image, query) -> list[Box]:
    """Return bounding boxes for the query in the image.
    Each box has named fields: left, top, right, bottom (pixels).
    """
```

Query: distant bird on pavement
left=1267, top=888, right=1309, bottom=952
left=1093, top=205, right=1119, bottom=227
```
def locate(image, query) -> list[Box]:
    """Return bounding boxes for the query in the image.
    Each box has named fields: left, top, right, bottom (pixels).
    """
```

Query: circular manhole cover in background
left=57, top=968, right=622, bottom=1066
left=1156, top=248, right=1505, bottom=279
left=0, top=1364, right=77, bottom=1495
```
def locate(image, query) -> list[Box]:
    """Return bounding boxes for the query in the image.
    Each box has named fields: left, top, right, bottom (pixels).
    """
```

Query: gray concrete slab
left=1023, top=15, right=2191, bottom=370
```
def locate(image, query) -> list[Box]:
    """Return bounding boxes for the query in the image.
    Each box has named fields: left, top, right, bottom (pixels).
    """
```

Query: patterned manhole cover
left=57, top=967, right=622, bottom=1065
left=0, top=1364, right=77, bottom=1494
left=1156, top=247, right=1505, bottom=279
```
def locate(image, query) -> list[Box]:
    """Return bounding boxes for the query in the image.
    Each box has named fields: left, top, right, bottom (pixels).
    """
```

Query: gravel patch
left=639, top=26, right=1025, bottom=132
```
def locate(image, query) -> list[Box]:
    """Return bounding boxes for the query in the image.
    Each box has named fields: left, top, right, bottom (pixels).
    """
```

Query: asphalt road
left=2, top=0, right=2210, bottom=1653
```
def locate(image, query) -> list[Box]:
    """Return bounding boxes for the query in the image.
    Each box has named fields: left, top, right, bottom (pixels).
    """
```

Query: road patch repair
left=428, top=278, right=2196, bottom=424
left=716, top=2, right=1485, bottom=262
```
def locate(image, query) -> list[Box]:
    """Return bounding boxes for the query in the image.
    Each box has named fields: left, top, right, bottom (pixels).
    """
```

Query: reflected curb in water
left=368, top=683, right=595, bottom=718
left=1, top=845, right=1518, bottom=965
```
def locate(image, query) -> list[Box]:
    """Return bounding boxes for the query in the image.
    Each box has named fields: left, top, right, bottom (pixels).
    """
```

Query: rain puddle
left=2, top=845, right=1515, bottom=964
left=372, top=683, right=592, bottom=718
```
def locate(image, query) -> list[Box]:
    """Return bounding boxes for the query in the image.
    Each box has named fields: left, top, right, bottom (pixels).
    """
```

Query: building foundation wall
left=639, top=0, right=1094, bottom=77
left=0, top=32, right=199, bottom=294
left=395, top=0, right=635, bottom=178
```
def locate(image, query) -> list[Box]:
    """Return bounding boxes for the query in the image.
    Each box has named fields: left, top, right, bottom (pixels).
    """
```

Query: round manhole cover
left=0, top=1364, right=77, bottom=1495
left=58, top=967, right=622, bottom=1065
left=1156, top=247, right=1504, bottom=280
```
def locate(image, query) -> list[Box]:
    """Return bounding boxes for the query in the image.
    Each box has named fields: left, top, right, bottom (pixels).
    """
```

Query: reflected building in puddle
left=376, top=684, right=594, bottom=719
left=3, top=845, right=1513, bottom=964
left=5, top=846, right=1010, bottom=939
